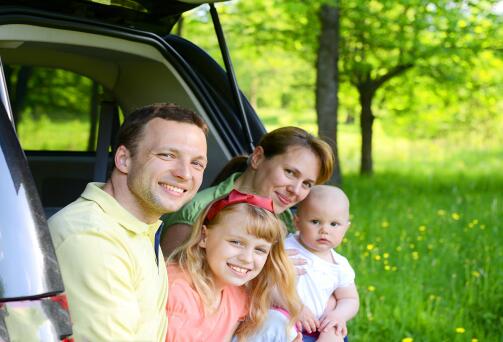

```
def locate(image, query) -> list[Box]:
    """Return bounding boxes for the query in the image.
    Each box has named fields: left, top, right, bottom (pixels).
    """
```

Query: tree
left=316, top=3, right=342, bottom=184
left=341, top=0, right=502, bottom=173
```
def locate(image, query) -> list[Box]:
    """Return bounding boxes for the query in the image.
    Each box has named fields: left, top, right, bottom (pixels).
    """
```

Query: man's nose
left=172, top=160, right=190, bottom=180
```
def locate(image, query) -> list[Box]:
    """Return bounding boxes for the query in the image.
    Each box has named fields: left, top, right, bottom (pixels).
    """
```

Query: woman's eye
left=302, top=182, right=313, bottom=189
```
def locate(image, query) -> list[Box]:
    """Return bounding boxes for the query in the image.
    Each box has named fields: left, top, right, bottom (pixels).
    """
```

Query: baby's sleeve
left=338, top=257, right=356, bottom=288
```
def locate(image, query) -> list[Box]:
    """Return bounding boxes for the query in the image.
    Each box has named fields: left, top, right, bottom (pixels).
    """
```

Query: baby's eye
left=285, top=169, right=294, bottom=177
left=330, top=222, right=340, bottom=228
left=310, top=220, right=320, bottom=225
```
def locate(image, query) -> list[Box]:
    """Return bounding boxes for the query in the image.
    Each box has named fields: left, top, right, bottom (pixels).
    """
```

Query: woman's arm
left=160, top=223, right=192, bottom=259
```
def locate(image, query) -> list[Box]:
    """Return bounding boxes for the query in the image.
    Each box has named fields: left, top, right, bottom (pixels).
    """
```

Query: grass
left=16, top=109, right=503, bottom=341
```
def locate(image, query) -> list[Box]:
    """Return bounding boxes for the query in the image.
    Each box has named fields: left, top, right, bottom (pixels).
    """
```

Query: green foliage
left=182, top=0, right=503, bottom=143
left=9, top=66, right=93, bottom=121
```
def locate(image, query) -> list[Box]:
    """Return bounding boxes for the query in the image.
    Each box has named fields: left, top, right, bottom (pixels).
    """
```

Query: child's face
left=295, top=197, right=350, bottom=256
left=199, top=210, right=273, bottom=290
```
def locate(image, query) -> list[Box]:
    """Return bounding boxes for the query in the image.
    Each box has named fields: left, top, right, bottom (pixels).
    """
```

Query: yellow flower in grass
left=437, top=209, right=446, bottom=216
left=418, top=225, right=426, bottom=233
left=402, top=338, right=413, bottom=342
left=384, top=265, right=391, bottom=271
left=381, top=220, right=389, bottom=228
left=471, top=338, right=478, bottom=342
left=367, top=285, right=376, bottom=292
left=472, top=271, right=481, bottom=278
left=367, top=244, right=375, bottom=251
left=456, top=327, right=465, bottom=333
left=374, top=255, right=381, bottom=261
left=451, top=212, right=461, bottom=220
left=412, top=251, right=419, bottom=260
left=383, top=252, right=389, bottom=258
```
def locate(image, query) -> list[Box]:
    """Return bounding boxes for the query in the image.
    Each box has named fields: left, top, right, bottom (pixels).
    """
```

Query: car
left=0, top=0, right=265, bottom=340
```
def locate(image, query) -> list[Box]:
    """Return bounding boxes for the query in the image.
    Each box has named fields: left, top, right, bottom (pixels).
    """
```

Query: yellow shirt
left=49, top=182, right=168, bottom=341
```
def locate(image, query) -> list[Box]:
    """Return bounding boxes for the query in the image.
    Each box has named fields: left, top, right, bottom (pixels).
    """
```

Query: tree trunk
left=12, top=66, right=33, bottom=129
left=358, top=83, right=375, bottom=174
left=315, top=3, right=341, bottom=184
left=87, top=81, right=99, bottom=151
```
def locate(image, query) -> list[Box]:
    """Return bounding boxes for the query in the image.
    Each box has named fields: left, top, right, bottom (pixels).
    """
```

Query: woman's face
left=249, top=146, right=321, bottom=214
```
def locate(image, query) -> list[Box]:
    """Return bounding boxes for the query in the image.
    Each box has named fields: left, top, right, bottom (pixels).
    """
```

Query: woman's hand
left=286, top=248, right=307, bottom=275
left=296, top=306, right=319, bottom=334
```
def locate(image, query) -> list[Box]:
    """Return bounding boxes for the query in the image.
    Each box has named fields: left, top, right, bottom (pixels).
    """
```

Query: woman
left=161, top=126, right=334, bottom=257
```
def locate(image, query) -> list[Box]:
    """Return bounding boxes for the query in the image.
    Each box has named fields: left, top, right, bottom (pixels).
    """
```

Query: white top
left=285, top=234, right=355, bottom=318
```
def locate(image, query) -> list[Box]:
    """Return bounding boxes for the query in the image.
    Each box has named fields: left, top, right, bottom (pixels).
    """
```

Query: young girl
left=166, top=190, right=301, bottom=341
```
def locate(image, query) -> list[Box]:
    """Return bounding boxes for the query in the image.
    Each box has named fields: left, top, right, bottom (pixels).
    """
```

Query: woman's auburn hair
left=211, top=126, right=335, bottom=186
left=168, top=199, right=301, bottom=339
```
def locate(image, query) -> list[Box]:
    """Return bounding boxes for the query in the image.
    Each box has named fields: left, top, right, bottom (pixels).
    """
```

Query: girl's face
left=249, top=146, right=320, bottom=214
left=199, top=210, right=273, bottom=290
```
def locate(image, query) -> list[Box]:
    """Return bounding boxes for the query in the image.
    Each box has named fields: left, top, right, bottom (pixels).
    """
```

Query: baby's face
left=295, top=197, right=350, bottom=256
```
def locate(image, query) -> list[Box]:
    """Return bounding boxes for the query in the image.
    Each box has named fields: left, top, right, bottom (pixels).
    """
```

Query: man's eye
left=192, top=160, right=206, bottom=170
left=157, top=153, right=175, bottom=160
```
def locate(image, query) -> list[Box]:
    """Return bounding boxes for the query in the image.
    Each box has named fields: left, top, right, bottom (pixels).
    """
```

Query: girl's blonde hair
left=169, top=198, right=301, bottom=339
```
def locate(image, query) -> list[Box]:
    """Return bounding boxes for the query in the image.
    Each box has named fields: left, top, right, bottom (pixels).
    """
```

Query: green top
left=161, top=173, right=295, bottom=234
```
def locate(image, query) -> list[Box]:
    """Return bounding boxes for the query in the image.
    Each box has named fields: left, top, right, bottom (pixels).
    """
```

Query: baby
left=286, top=185, right=359, bottom=342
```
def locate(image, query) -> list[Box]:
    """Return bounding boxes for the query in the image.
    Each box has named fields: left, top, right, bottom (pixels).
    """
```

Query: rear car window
left=6, top=65, right=107, bottom=151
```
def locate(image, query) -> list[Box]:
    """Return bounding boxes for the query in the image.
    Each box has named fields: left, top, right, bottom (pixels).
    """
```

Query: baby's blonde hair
left=169, top=199, right=301, bottom=339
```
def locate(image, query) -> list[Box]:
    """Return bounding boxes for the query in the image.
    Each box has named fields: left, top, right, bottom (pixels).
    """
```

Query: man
left=49, top=103, right=208, bottom=341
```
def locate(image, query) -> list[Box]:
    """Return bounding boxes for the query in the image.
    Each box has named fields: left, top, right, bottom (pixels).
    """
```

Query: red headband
left=205, top=189, right=275, bottom=223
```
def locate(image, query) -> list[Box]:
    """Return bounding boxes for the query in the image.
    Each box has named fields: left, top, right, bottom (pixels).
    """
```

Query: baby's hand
left=286, top=249, right=307, bottom=275
left=319, top=311, right=347, bottom=336
left=296, top=306, right=319, bottom=334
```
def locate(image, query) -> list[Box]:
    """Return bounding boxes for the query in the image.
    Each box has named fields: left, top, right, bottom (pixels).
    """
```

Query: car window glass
left=5, top=65, right=104, bottom=151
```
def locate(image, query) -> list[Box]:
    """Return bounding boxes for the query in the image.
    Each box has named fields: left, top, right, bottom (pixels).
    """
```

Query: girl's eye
left=255, top=247, right=269, bottom=255
left=229, top=240, right=242, bottom=246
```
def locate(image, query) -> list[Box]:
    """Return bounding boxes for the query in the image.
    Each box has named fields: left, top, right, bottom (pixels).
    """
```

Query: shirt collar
left=81, top=182, right=162, bottom=235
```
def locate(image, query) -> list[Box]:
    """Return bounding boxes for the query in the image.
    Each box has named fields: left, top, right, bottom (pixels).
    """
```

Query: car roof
left=0, top=0, right=230, bottom=36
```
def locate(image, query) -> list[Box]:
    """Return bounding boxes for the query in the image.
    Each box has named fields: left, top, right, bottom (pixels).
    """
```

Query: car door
left=0, top=58, right=72, bottom=341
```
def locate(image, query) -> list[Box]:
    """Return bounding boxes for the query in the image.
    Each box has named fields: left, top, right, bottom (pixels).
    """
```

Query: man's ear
left=115, top=145, right=131, bottom=173
left=198, top=225, right=208, bottom=248
left=249, top=146, right=265, bottom=170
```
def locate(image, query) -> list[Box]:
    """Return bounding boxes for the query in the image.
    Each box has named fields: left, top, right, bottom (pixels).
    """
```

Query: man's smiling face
left=126, top=118, right=207, bottom=219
